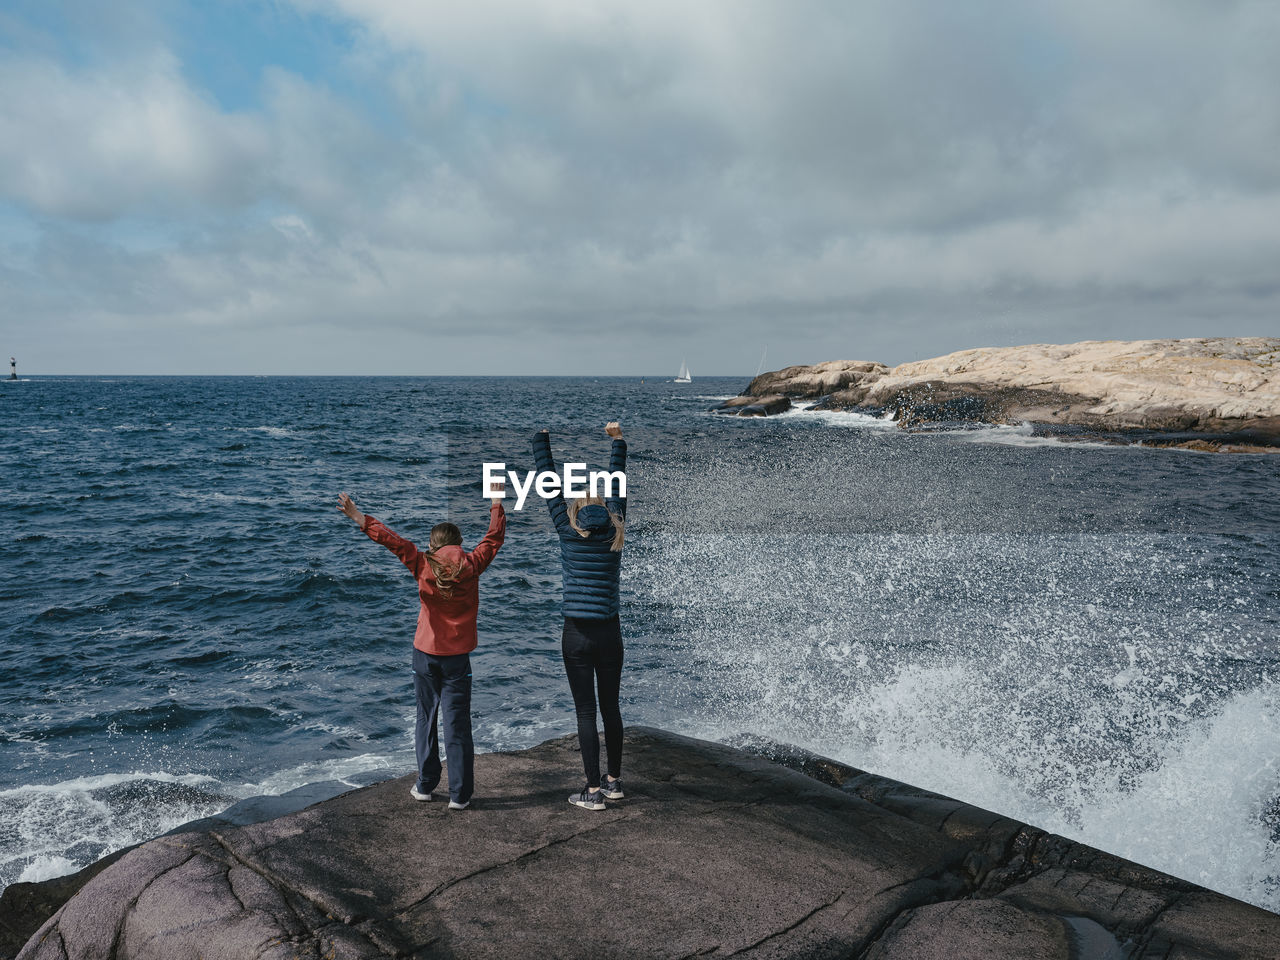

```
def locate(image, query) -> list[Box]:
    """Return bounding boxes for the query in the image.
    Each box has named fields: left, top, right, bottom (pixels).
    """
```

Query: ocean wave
left=0, top=755, right=403, bottom=893
left=0, top=770, right=232, bottom=892
left=648, top=528, right=1280, bottom=909
left=244, top=425, right=294, bottom=438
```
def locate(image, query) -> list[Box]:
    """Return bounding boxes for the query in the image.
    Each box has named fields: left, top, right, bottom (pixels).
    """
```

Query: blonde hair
left=566, top=496, right=625, bottom=552
left=425, top=522, right=463, bottom=597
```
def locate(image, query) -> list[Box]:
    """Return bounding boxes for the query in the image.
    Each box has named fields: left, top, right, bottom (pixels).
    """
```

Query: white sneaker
left=448, top=799, right=470, bottom=810
left=568, top=786, right=605, bottom=811
left=410, top=786, right=433, bottom=802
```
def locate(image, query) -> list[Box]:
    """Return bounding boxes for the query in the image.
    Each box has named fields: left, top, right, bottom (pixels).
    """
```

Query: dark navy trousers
left=412, top=648, right=474, bottom=804
left=562, top=615, right=624, bottom=788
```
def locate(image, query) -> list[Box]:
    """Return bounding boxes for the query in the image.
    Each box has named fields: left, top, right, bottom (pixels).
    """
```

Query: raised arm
left=468, top=477, right=507, bottom=574
left=467, top=502, right=507, bottom=575
left=604, top=422, right=627, bottom=519
left=530, top=429, right=571, bottom=534
left=338, top=492, right=424, bottom=577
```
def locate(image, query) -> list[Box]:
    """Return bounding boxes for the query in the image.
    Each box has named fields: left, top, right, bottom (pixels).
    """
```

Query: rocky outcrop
left=711, top=394, right=792, bottom=417
left=718, top=338, right=1280, bottom=447
left=745, top=360, right=890, bottom=402
left=9, top=728, right=1279, bottom=959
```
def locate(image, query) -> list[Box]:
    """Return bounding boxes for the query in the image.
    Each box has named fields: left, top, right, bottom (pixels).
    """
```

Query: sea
left=1, top=375, right=1278, bottom=909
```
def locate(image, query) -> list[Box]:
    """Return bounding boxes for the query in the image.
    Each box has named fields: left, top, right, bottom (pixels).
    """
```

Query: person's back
left=531, top=424, right=629, bottom=811
left=531, top=429, right=626, bottom=619
left=339, top=487, right=505, bottom=809
left=360, top=517, right=503, bottom=657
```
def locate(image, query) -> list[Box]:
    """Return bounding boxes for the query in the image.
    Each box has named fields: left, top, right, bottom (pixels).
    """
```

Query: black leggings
left=562, top=615, right=624, bottom=788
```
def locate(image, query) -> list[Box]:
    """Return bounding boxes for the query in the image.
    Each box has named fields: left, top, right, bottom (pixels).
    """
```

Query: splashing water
left=640, top=524, right=1280, bottom=908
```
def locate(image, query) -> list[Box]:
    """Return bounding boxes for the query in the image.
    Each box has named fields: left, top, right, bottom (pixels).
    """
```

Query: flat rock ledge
left=8, top=728, right=1280, bottom=960
left=715, top=338, right=1280, bottom=450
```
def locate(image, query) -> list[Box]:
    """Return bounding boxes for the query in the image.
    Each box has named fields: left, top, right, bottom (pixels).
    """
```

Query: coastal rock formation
left=722, top=338, right=1280, bottom=447
left=11, top=728, right=1280, bottom=959
left=711, top=394, right=792, bottom=417
left=745, top=360, right=890, bottom=402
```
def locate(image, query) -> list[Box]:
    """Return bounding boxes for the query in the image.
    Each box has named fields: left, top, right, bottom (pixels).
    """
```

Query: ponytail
left=426, top=522, right=464, bottom=598
left=424, top=551, right=462, bottom=598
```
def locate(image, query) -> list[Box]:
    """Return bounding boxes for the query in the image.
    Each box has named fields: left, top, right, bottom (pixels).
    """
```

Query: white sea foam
left=0, top=757, right=402, bottom=893
left=18, top=856, right=80, bottom=884
left=790, top=404, right=898, bottom=430
left=237, top=753, right=401, bottom=795
left=669, top=663, right=1280, bottom=908
left=643, top=529, right=1280, bottom=910
left=781, top=404, right=1128, bottom=448
left=936, top=421, right=1121, bottom=450
left=0, top=770, right=220, bottom=798
left=0, top=770, right=230, bottom=890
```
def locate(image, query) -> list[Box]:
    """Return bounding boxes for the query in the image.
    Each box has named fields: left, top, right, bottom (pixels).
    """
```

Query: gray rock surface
left=12, top=728, right=1280, bottom=959
left=710, top=395, right=793, bottom=417
left=733, top=338, right=1280, bottom=447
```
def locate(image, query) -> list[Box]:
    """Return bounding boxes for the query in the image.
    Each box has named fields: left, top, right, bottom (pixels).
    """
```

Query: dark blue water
left=2, top=376, right=1278, bottom=906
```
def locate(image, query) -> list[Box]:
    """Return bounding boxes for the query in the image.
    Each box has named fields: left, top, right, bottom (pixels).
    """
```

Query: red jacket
left=362, top=503, right=506, bottom=656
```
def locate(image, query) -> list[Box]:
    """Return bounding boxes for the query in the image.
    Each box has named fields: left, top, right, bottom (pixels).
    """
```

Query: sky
left=1, top=0, right=1278, bottom=375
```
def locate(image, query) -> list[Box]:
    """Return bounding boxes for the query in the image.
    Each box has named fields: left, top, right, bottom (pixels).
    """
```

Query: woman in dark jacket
left=532, top=422, right=627, bottom=811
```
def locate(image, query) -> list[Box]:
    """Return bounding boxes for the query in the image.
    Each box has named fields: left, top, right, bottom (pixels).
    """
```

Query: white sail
left=675, top=358, right=691, bottom=382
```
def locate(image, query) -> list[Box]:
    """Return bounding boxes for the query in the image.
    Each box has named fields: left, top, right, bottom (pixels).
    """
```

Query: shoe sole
left=410, top=790, right=432, bottom=802
left=600, top=790, right=624, bottom=799
left=568, top=798, right=606, bottom=810
left=448, top=803, right=469, bottom=810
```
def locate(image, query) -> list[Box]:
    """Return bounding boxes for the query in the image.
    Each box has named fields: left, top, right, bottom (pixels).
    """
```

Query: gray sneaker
left=599, top=777, right=624, bottom=800
left=568, top=786, right=605, bottom=811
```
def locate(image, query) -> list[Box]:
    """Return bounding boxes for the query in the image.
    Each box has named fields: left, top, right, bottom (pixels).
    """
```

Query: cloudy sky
left=2, top=1, right=1278, bottom=374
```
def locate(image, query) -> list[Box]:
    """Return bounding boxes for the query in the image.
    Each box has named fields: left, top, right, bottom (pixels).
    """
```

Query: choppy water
left=1, top=376, right=1278, bottom=909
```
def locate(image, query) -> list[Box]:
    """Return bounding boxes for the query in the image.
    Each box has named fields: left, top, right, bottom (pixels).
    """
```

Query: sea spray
left=639, top=527, right=1280, bottom=907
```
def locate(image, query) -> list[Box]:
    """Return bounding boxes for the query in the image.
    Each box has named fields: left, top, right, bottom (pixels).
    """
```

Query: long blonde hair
left=425, top=522, right=463, bottom=597
left=566, top=496, right=625, bottom=552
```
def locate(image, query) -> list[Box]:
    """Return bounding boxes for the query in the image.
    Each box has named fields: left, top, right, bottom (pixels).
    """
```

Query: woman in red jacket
left=338, top=483, right=505, bottom=810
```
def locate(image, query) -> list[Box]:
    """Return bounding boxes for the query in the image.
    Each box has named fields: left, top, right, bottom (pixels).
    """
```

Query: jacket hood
left=575, top=503, right=614, bottom=532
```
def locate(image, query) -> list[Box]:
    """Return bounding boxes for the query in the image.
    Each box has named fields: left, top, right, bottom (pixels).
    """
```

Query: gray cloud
left=2, top=0, right=1279, bottom=374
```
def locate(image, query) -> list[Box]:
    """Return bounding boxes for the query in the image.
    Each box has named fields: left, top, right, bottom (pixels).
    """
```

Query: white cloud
left=3, top=0, right=1280, bottom=372
left=0, top=52, right=269, bottom=219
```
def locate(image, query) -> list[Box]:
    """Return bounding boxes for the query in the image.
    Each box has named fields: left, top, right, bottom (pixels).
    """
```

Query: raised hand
left=338, top=492, right=365, bottom=528
left=488, top=478, right=506, bottom=499
left=605, top=421, right=623, bottom=439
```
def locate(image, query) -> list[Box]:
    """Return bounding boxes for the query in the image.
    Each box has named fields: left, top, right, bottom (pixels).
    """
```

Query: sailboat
left=674, top=358, right=692, bottom=383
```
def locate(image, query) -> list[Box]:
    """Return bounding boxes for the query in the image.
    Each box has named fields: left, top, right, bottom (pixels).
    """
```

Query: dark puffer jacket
left=531, top=431, right=627, bottom=620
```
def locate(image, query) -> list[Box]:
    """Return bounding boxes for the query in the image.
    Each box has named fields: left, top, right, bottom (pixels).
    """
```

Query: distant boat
left=674, top=358, right=692, bottom=383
